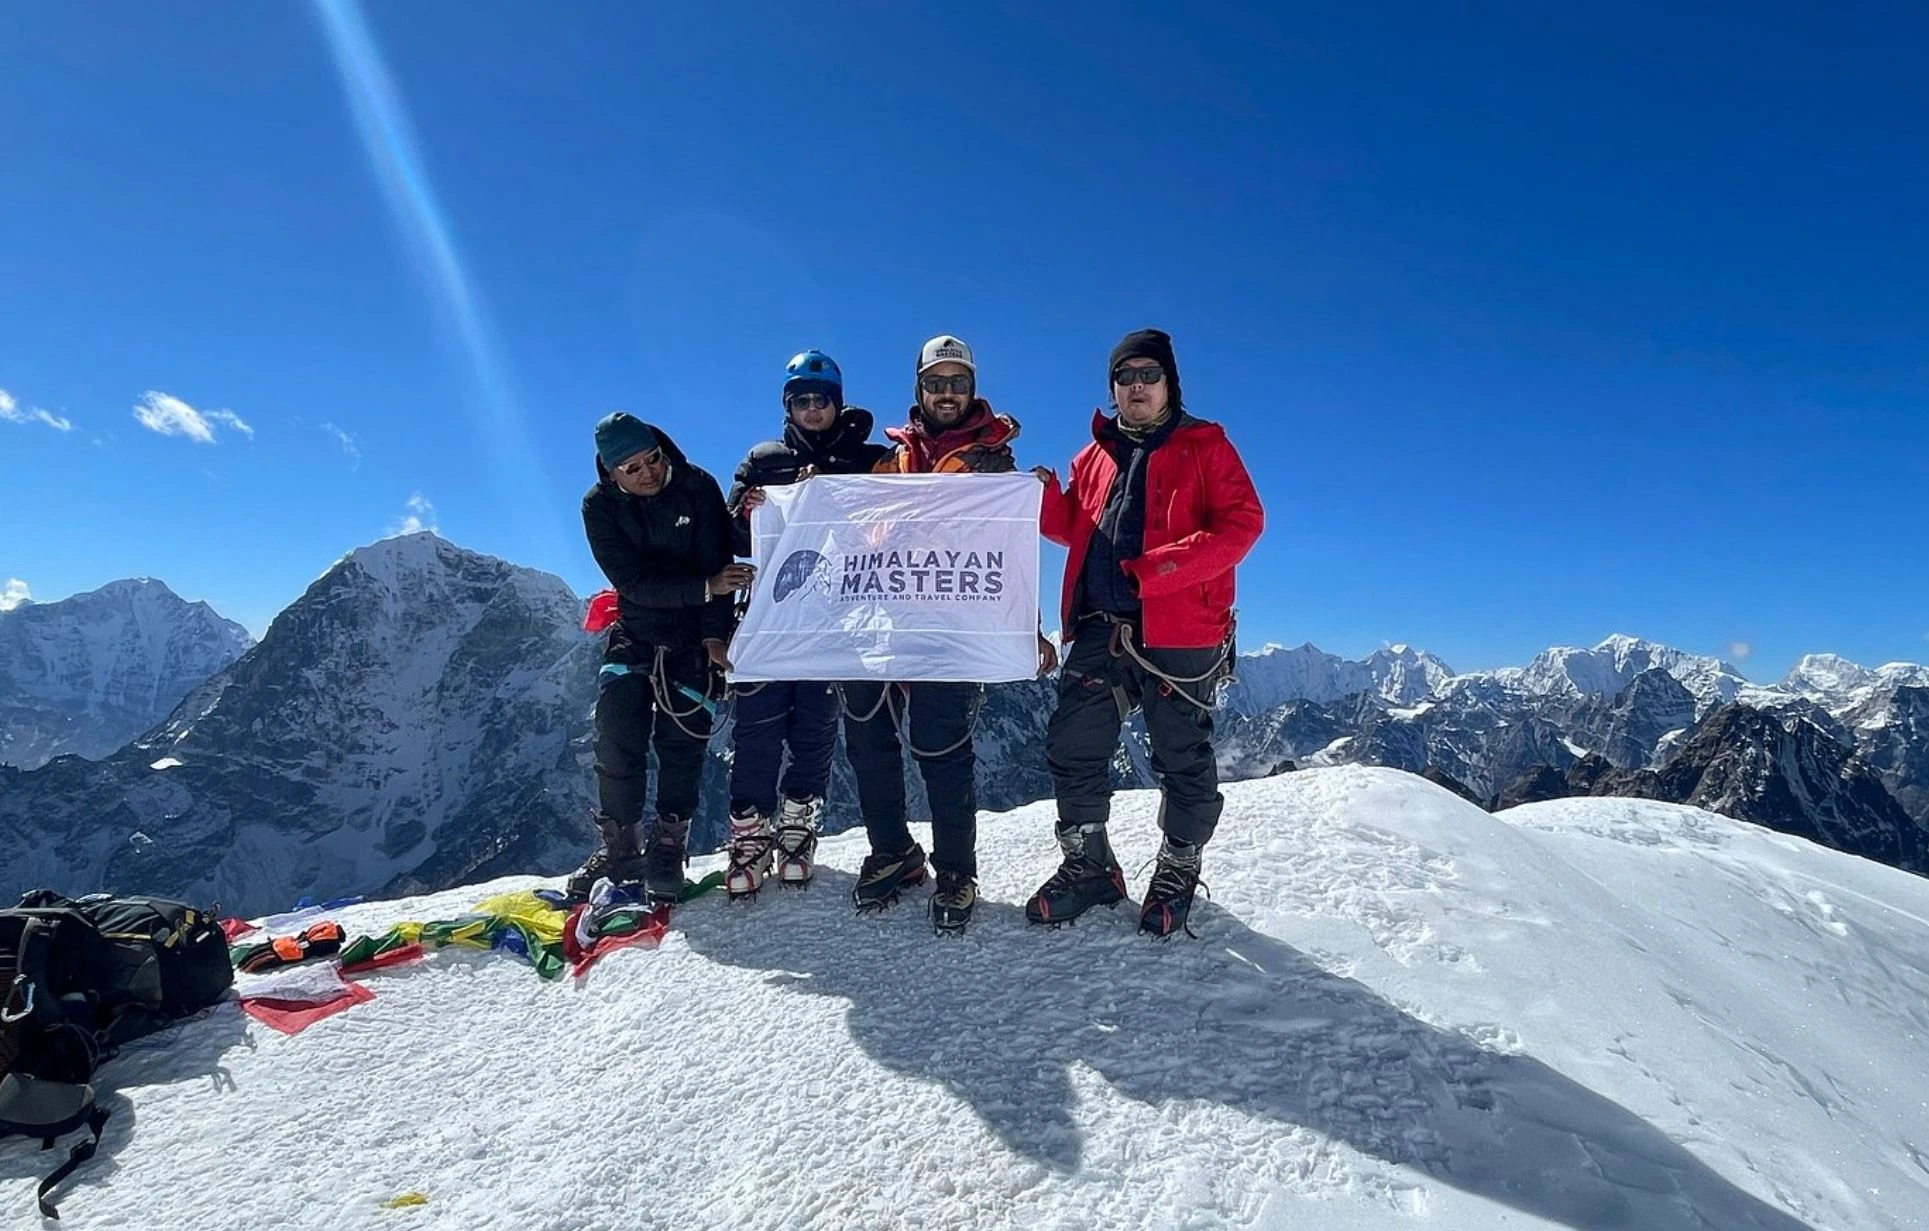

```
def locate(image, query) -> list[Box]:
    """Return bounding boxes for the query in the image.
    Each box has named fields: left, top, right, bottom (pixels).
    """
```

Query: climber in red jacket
left=1029, top=328, right=1264, bottom=937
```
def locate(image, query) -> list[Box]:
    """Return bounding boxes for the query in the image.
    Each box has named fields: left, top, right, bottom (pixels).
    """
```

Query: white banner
left=728, top=473, right=1042, bottom=684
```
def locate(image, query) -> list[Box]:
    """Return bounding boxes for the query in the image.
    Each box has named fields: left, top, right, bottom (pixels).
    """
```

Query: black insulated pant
left=1046, top=628, right=1224, bottom=846
left=595, top=645, right=715, bottom=827
left=842, top=681, right=981, bottom=877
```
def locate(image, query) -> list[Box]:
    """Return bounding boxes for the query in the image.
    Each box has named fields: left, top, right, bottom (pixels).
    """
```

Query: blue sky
left=3, top=1, right=1925, bottom=678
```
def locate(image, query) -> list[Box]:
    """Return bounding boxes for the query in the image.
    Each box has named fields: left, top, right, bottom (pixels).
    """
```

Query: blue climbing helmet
left=783, top=349, right=844, bottom=409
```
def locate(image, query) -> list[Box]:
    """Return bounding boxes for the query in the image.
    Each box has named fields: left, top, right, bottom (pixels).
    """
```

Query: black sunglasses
left=1112, top=364, right=1165, bottom=387
left=918, top=373, right=973, bottom=395
left=617, top=449, right=665, bottom=475
left=785, top=392, right=834, bottom=411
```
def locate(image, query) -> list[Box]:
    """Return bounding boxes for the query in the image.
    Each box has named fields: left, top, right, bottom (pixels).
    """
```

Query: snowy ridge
left=1768, top=653, right=1929, bottom=717
left=1498, top=633, right=1750, bottom=708
left=0, top=577, right=253, bottom=768
left=7, top=768, right=1921, bottom=1229
left=1222, top=642, right=1454, bottom=715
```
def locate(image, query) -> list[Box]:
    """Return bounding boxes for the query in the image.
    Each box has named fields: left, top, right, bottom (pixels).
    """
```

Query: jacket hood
left=593, top=421, right=695, bottom=485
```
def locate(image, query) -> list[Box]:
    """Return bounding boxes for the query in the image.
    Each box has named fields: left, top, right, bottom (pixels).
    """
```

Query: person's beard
left=922, top=396, right=969, bottom=428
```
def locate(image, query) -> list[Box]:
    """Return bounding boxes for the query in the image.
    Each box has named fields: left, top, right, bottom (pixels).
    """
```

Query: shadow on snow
left=680, top=871, right=1810, bottom=1231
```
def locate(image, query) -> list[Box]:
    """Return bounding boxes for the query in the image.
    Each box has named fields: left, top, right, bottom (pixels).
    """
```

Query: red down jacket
left=1040, top=410, right=1264, bottom=648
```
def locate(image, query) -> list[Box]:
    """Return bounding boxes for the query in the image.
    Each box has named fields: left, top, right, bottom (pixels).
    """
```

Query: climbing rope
left=649, top=645, right=724, bottom=741
left=1104, top=617, right=1230, bottom=716
left=836, top=681, right=985, bottom=758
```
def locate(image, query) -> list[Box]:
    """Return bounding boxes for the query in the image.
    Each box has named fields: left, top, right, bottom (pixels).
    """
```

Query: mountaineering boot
left=772, top=794, right=821, bottom=887
left=1025, top=822, right=1127, bottom=926
left=930, top=869, right=978, bottom=935
left=851, top=843, right=928, bottom=913
left=1139, top=837, right=1205, bottom=938
left=643, top=814, right=692, bottom=906
left=565, top=812, right=646, bottom=899
left=724, top=806, right=774, bottom=899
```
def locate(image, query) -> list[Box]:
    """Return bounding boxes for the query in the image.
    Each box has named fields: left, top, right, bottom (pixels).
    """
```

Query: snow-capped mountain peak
left=0, top=577, right=254, bottom=768
left=1361, top=643, right=1455, bottom=704
left=1515, top=634, right=1749, bottom=707
left=1222, top=641, right=1454, bottom=715
left=1774, top=652, right=1929, bottom=710
left=1779, top=652, right=1875, bottom=698
left=0, top=533, right=600, bottom=916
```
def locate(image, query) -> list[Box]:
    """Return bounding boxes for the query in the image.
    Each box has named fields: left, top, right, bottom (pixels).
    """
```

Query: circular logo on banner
left=773, top=550, right=833, bottom=602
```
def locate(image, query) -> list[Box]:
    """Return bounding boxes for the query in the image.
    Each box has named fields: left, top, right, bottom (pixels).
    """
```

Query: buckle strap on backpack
left=37, top=1105, right=109, bottom=1220
left=1, top=975, right=34, bottom=1024
left=12, top=917, right=61, bottom=1026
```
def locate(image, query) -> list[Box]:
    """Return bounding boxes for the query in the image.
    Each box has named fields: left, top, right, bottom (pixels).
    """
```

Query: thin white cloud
left=322, top=422, right=362, bottom=466
left=387, top=492, right=438, bottom=537
left=0, top=387, right=74, bottom=432
left=0, top=579, right=31, bottom=612
left=132, top=391, right=254, bottom=444
left=1727, top=641, right=1752, bottom=661
left=207, top=409, right=254, bottom=438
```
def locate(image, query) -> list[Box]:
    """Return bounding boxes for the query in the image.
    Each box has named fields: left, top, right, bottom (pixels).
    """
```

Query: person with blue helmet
left=719, top=349, right=890, bottom=897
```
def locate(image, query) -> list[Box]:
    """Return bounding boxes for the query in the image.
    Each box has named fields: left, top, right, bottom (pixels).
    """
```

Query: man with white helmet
left=844, top=335, right=1048, bottom=934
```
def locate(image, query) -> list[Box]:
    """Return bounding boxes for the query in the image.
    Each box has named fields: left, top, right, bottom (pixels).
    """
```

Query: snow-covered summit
left=12, top=767, right=1920, bottom=1229
left=324, top=530, right=584, bottom=638
left=1779, top=652, right=1875, bottom=698
left=0, top=576, right=253, bottom=768
left=1773, top=652, right=1929, bottom=713
left=1507, top=633, right=1749, bottom=707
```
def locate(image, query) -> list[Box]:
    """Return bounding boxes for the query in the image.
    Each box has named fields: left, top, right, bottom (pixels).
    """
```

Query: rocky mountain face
left=1856, top=686, right=1929, bottom=824
left=1609, top=706, right=1928, bottom=872
left=1211, top=636, right=1929, bottom=869
left=0, top=536, right=601, bottom=915
left=0, top=579, right=253, bottom=769
left=1563, top=668, right=1699, bottom=772
left=8, top=543, right=1928, bottom=909
left=1497, top=707, right=1929, bottom=875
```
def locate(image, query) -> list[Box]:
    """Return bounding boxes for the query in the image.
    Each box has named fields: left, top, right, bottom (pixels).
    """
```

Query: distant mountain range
left=1210, top=633, right=1929, bottom=872
left=4, top=534, right=1924, bottom=913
